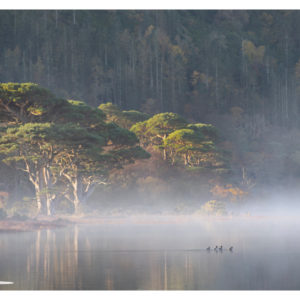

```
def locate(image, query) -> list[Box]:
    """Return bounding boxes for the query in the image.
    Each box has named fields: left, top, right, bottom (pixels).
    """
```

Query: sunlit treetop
left=0, top=121, right=150, bottom=209
left=163, top=126, right=225, bottom=168
left=55, top=100, right=106, bottom=129
left=131, top=112, right=187, bottom=140
left=98, top=102, right=150, bottom=129
left=120, top=110, right=150, bottom=128
left=0, top=82, right=110, bottom=131
left=0, top=122, right=106, bottom=161
left=104, top=122, right=138, bottom=147
left=0, top=83, right=66, bottom=123
left=187, top=123, right=219, bottom=141
left=164, top=127, right=216, bottom=158
left=98, top=102, right=121, bottom=122
left=165, top=128, right=205, bottom=147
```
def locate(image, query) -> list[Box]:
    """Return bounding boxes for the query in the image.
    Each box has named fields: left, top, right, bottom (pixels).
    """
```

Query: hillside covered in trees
left=1, top=10, right=300, bottom=126
left=1, top=11, right=300, bottom=217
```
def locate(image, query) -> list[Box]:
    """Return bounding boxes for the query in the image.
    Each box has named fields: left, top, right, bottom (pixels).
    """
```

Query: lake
left=0, top=217, right=300, bottom=290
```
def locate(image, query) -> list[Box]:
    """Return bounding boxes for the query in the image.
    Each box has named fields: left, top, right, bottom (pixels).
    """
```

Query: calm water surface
left=0, top=217, right=300, bottom=290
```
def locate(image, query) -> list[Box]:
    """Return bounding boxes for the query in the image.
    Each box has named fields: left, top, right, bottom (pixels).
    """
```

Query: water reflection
left=0, top=220, right=300, bottom=290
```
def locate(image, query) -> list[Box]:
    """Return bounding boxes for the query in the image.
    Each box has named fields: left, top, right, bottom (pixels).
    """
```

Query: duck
left=214, top=246, right=218, bottom=251
left=206, top=246, right=211, bottom=251
left=229, top=246, right=233, bottom=252
left=219, top=245, right=223, bottom=251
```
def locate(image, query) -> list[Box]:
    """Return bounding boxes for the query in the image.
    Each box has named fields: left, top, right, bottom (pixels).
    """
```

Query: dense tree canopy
left=131, top=113, right=187, bottom=147
left=0, top=82, right=65, bottom=123
left=131, top=112, right=226, bottom=169
left=0, top=122, right=105, bottom=215
left=99, top=102, right=150, bottom=129
left=1, top=10, right=300, bottom=129
left=0, top=83, right=150, bottom=215
left=1, top=10, right=300, bottom=216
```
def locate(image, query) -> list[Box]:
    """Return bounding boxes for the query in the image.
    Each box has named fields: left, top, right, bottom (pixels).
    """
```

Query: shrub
left=201, top=200, right=227, bottom=216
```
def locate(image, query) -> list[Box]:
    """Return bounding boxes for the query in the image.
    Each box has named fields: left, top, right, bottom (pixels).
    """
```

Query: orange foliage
left=210, top=184, right=246, bottom=202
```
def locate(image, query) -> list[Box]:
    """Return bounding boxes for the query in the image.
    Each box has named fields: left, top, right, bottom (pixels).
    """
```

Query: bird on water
left=209, top=245, right=233, bottom=252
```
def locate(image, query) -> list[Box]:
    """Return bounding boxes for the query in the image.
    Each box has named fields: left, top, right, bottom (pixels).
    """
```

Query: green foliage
left=99, top=102, right=150, bottom=129
left=130, top=121, right=147, bottom=139
left=57, top=100, right=106, bottom=128
left=0, top=123, right=105, bottom=165
left=105, top=122, right=138, bottom=146
left=163, top=127, right=223, bottom=167
left=98, top=102, right=122, bottom=122
left=0, top=10, right=297, bottom=214
left=0, top=84, right=150, bottom=215
left=120, top=110, right=150, bottom=129
left=111, top=146, right=151, bottom=164
left=0, top=11, right=299, bottom=130
left=142, top=112, right=187, bottom=137
left=129, top=108, right=227, bottom=169
left=242, top=40, right=265, bottom=64
left=131, top=112, right=187, bottom=147
left=187, top=123, right=219, bottom=141
left=166, top=129, right=205, bottom=145
left=0, top=82, right=65, bottom=123
left=0, top=83, right=107, bottom=132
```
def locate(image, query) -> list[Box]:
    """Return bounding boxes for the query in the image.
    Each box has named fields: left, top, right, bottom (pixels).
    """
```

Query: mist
left=2, top=9, right=300, bottom=291
left=1, top=216, right=300, bottom=290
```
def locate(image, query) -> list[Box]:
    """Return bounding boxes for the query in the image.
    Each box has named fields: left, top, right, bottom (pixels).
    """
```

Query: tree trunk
left=163, top=149, right=167, bottom=161
left=72, top=177, right=81, bottom=214
left=46, top=197, right=51, bottom=216
left=184, top=154, right=188, bottom=166
left=73, top=194, right=80, bottom=215
left=29, top=171, right=44, bottom=215
left=43, top=167, right=53, bottom=216
left=34, top=182, right=42, bottom=215
left=63, top=171, right=99, bottom=215
left=74, top=180, right=96, bottom=214
left=162, top=134, right=167, bottom=160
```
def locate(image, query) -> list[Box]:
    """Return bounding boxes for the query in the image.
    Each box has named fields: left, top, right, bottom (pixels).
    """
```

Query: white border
left=3, top=3, right=300, bottom=300
left=3, top=291, right=300, bottom=300
left=1, top=1, right=300, bottom=10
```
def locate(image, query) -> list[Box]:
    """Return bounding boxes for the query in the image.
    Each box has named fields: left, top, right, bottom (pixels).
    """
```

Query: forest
left=0, top=83, right=230, bottom=217
left=1, top=10, right=300, bottom=218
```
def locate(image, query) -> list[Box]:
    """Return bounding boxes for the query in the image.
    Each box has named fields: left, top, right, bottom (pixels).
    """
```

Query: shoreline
left=0, top=213, right=297, bottom=232
left=0, top=218, right=73, bottom=233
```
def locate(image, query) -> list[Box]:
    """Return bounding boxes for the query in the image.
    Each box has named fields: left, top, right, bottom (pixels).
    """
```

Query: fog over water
left=3, top=9, right=300, bottom=293
left=1, top=212, right=300, bottom=290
